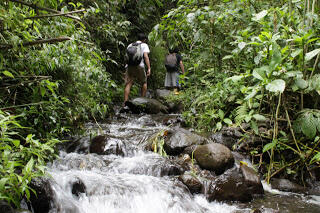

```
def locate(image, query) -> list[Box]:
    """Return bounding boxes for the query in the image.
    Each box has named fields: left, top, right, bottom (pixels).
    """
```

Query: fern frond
left=235, top=103, right=248, bottom=124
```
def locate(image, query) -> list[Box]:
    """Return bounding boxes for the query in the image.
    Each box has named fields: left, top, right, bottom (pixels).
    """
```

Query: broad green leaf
left=25, top=158, right=34, bottom=174
left=305, top=48, right=320, bottom=61
left=310, top=152, right=320, bottom=164
left=263, top=140, right=277, bottom=153
left=238, top=42, right=246, bottom=50
left=12, top=140, right=20, bottom=148
left=285, top=71, right=303, bottom=78
left=266, top=79, right=285, bottom=93
left=295, top=78, right=308, bottom=89
left=0, top=178, right=8, bottom=190
left=254, top=53, right=262, bottom=65
left=301, top=113, right=317, bottom=139
left=253, top=66, right=268, bottom=80
left=225, top=75, right=243, bottom=82
left=3, top=71, right=14, bottom=78
left=218, top=109, right=225, bottom=120
left=40, top=86, right=46, bottom=97
left=269, top=43, right=282, bottom=72
left=291, top=49, right=303, bottom=58
left=216, top=122, right=222, bottom=130
left=253, top=10, right=268, bottom=21
left=245, top=89, right=257, bottom=100
left=251, top=120, right=259, bottom=134
left=223, top=118, right=232, bottom=125
left=253, top=114, right=267, bottom=121
left=222, top=55, right=233, bottom=60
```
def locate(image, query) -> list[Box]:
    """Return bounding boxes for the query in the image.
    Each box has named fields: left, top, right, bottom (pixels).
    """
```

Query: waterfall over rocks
left=26, top=111, right=320, bottom=213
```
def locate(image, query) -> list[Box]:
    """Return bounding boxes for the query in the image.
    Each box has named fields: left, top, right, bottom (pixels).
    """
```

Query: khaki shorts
left=125, top=65, right=147, bottom=85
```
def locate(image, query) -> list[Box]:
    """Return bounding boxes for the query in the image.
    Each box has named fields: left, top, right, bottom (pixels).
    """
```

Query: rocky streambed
left=8, top=90, right=320, bottom=213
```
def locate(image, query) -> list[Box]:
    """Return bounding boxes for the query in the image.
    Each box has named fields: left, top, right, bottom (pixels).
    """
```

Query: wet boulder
left=179, top=171, right=202, bottom=194
left=270, top=178, right=305, bottom=193
left=204, top=166, right=263, bottom=202
left=29, top=178, right=54, bottom=213
left=90, top=135, right=125, bottom=156
left=193, top=143, right=234, bottom=175
left=240, top=163, right=264, bottom=195
left=164, top=127, right=208, bottom=155
left=15, top=210, right=32, bottom=213
left=66, top=136, right=91, bottom=153
left=156, top=89, right=183, bottom=113
left=307, top=181, right=320, bottom=196
left=71, top=179, right=86, bottom=198
left=211, top=127, right=242, bottom=149
left=156, top=89, right=171, bottom=100
left=174, top=154, right=201, bottom=172
left=126, top=97, right=168, bottom=114
left=162, top=116, right=186, bottom=127
left=0, top=201, right=14, bottom=213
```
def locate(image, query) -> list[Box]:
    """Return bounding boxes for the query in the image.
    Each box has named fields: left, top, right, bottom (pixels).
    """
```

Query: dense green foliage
left=0, top=0, right=173, bottom=207
left=151, top=0, right=320, bottom=183
left=0, top=110, right=60, bottom=206
left=1, top=0, right=320, bottom=208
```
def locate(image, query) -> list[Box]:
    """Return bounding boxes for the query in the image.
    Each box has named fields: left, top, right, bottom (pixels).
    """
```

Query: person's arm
left=144, top=52, right=151, bottom=76
left=179, top=60, right=185, bottom=74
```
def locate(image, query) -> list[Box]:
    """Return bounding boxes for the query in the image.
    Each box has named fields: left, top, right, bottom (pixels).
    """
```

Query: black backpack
left=165, top=53, right=177, bottom=71
left=126, top=42, right=143, bottom=66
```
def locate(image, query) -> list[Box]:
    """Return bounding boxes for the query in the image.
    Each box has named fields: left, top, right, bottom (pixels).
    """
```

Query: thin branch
left=25, top=9, right=86, bottom=20
left=0, top=102, right=47, bottom=110
left=8, top=0, right=81, bottom=21
left=0, top=36, right=71, bottom=49
left=310, top=52, right=320, bottom=78
left=284, top=103, right=301, bottom=153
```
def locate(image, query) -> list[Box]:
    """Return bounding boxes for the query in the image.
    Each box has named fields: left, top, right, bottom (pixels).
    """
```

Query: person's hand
left=147, top=68, right=151, bottom=76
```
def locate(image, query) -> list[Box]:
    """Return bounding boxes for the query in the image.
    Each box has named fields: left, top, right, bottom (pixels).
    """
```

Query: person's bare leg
left=124, top=81, right=133, bottom=103
left=141, top=82, right=147, bottom=97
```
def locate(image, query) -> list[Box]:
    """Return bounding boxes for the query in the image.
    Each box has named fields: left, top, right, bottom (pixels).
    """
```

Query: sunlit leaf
left=3, top=71, right=14, bottom=78
left=223, top=118, right=232, bottom=125
left=253, top=66, right=268, bottom=80
left=305, top=48, right=320, bottom=61
left=266, top=79, right=285, bottom=93
left=253, top=114, right=267, bottom=121
left=263, top=140, right=277, bottom=153
left=253, top=10, right=268, bottom=21
left=295, top=78, right=308, bottom=89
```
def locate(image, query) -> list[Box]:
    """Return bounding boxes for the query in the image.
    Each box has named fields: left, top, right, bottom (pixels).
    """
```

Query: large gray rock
left=29, top=178, right=54, bottom=213
left=0, top=201, right=14, bottom=213
left=271, top=178, right=305, bottom=193
left=155, top=89, right=183, bottom=113
left=194, top=143, right=234, bottom=175
left=90, top=135, right=125, bottom=156
left=211, top=127, right=242, bottom=149
left=240, top=163, right=264, bottom=195
left=204, top=166, right=264, bottom=202
left=127, top=97, right=168, bottom=114
left=164, top=127, right=208, bottom=155
left=179, top=172, right=202, bottom=194
left=156, top=89, right=171, bottom=99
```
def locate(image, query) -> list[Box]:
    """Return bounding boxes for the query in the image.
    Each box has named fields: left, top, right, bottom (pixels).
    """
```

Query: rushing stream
left=44, top=113, right=320, bottom=213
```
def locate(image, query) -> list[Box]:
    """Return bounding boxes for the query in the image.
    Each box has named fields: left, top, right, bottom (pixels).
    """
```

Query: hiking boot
left=173, top=88, right=179, bottom=95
